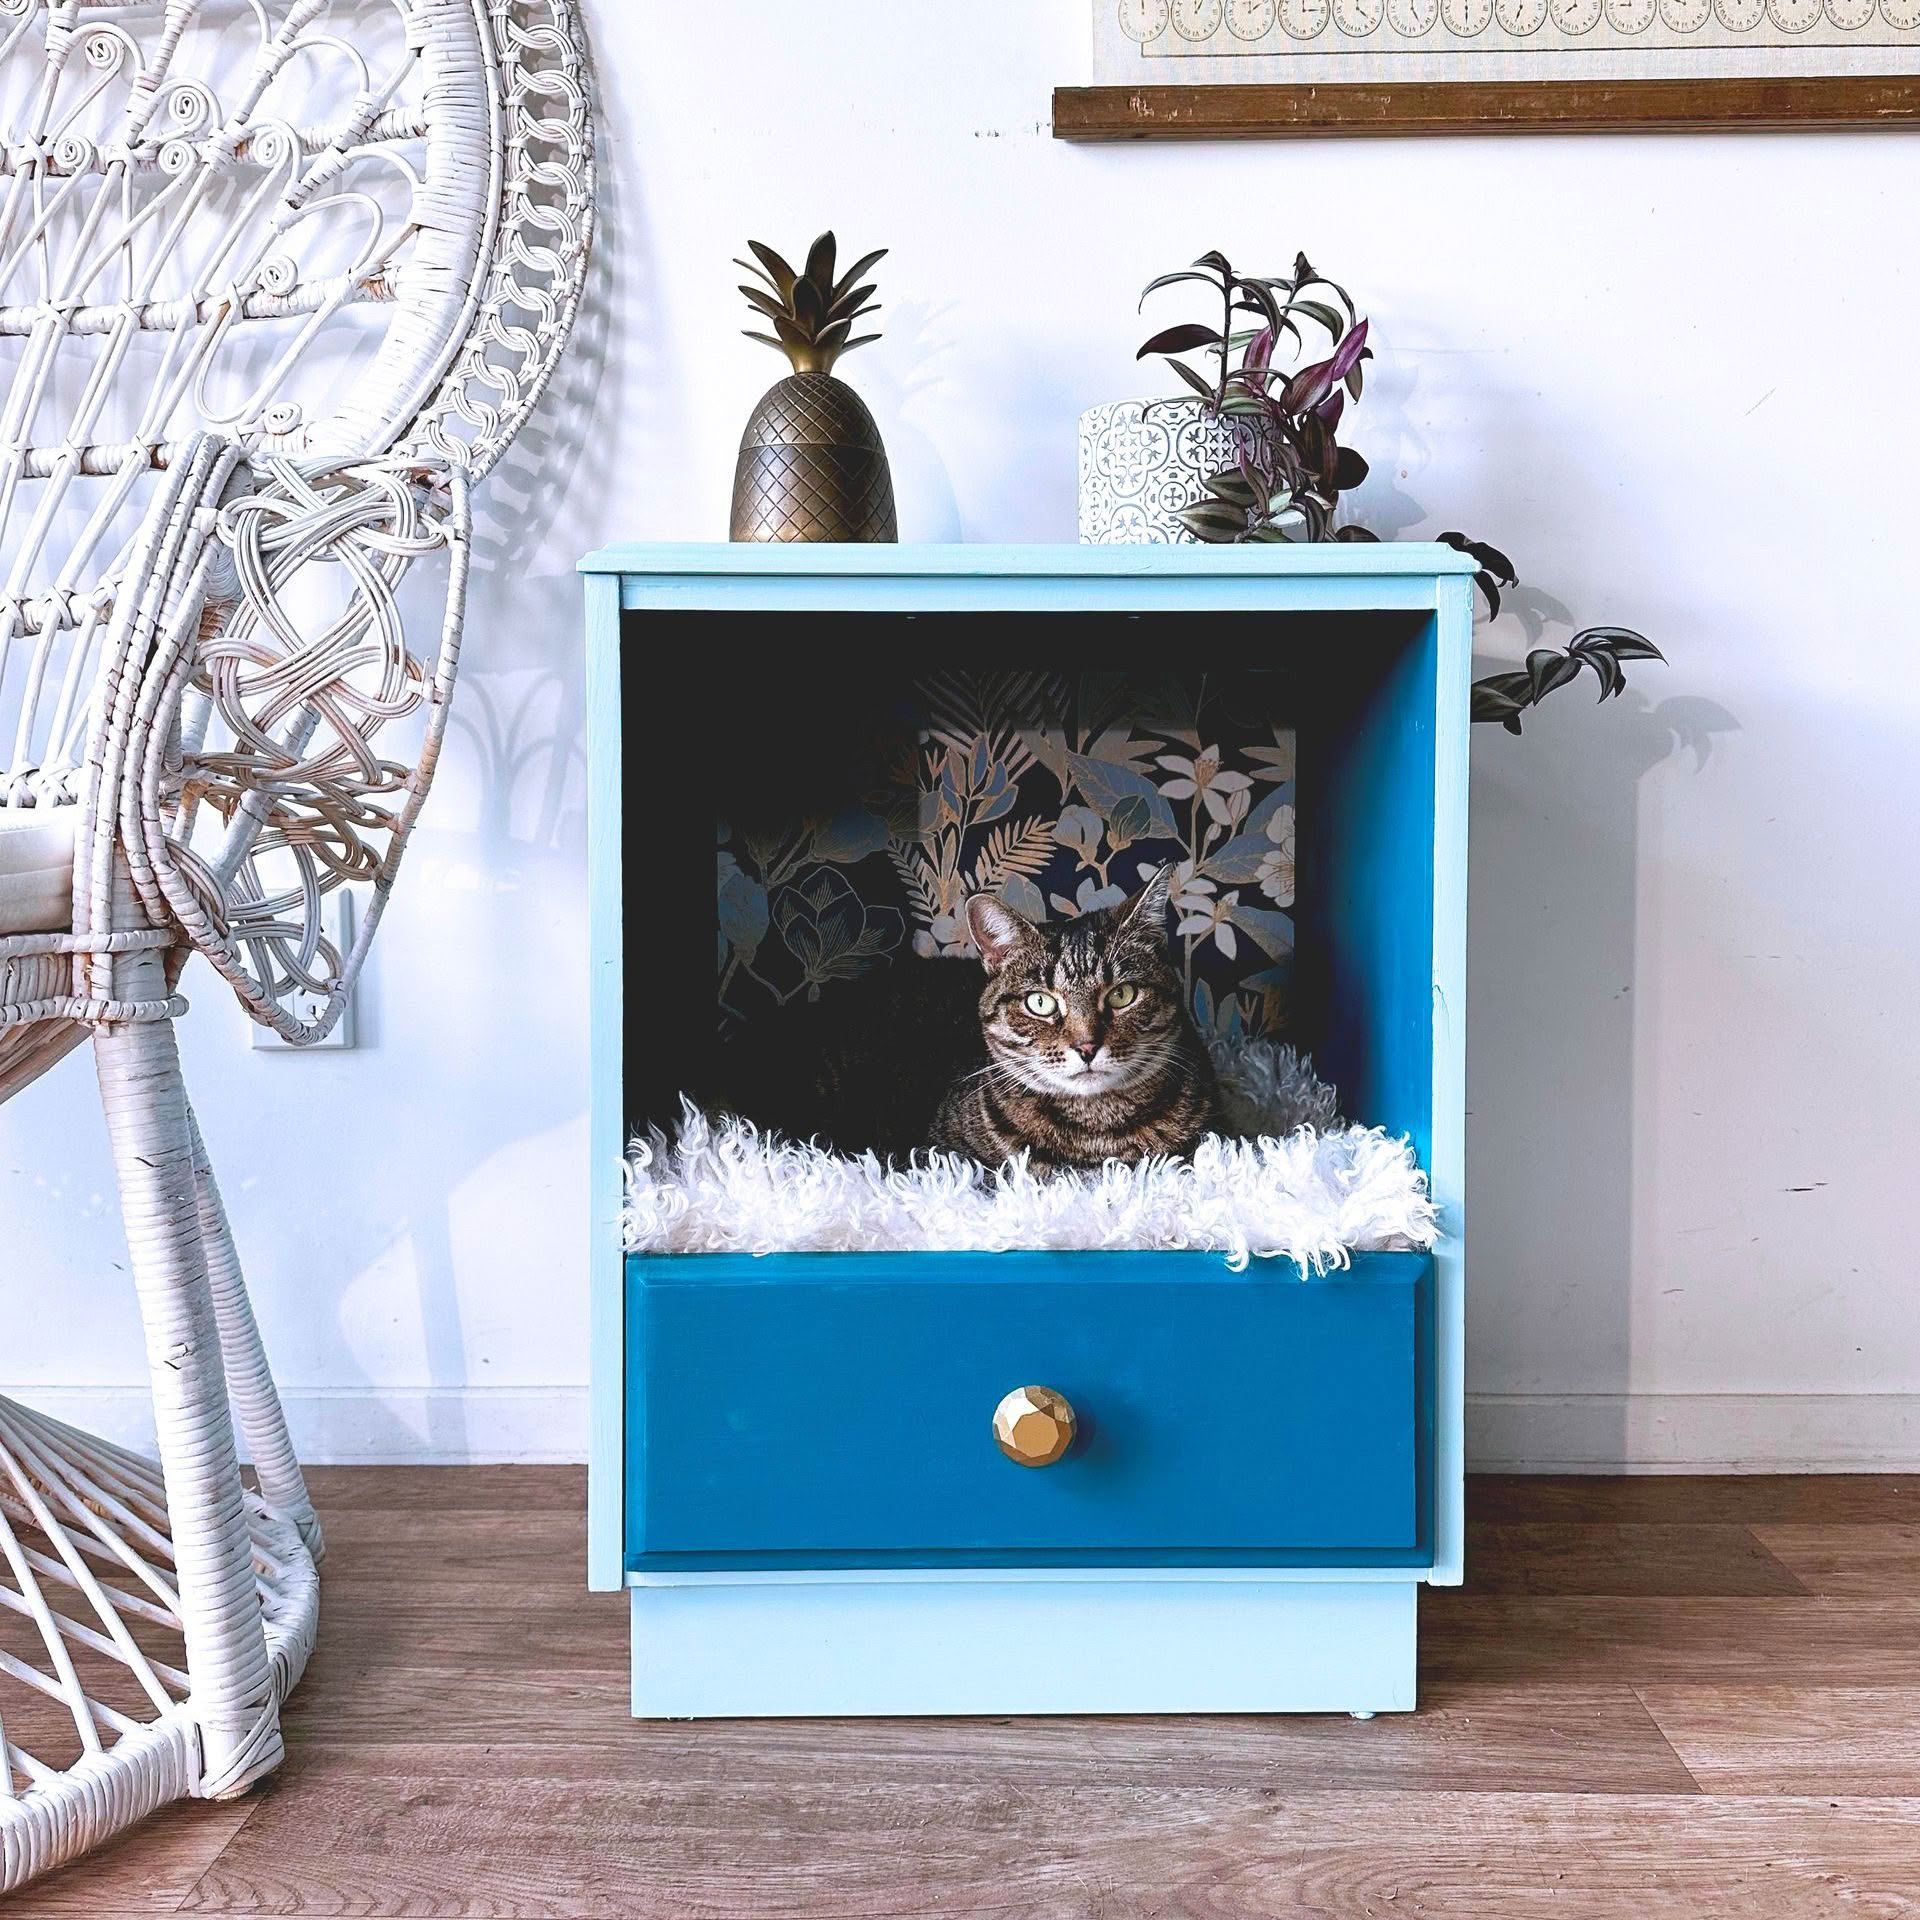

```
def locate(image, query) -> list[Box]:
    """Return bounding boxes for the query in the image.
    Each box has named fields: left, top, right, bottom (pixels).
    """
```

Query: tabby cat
left=928, top=868, right=1221, bottom=1171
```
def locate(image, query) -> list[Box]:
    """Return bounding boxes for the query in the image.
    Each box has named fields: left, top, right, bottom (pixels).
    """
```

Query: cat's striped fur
left=928, top=868, right=1220, bottom=1171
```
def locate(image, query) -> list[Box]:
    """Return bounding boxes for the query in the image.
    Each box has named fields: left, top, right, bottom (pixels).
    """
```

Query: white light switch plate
left=250, top=891, right=356, bottom=1050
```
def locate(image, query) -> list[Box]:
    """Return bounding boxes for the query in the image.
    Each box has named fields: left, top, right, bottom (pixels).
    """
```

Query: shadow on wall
left=1468, top=579, right=1737, bottom=1468
left=1334, top=347, right=1432, bottom=546
left=271, top=25, right=633, bottom=1463
left=366, top=30, right=628, bottom=1462
left=864, top=296, right=1086, bottom=544
left=857, top=297, right=961, bottom=542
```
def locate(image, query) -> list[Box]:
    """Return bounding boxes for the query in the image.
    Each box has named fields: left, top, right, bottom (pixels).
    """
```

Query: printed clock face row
left=1119, top=0, right=1918, bottom=33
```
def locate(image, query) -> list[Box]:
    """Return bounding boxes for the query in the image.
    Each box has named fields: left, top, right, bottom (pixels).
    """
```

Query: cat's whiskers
left=966, top=1054, right=1048, bottom=1100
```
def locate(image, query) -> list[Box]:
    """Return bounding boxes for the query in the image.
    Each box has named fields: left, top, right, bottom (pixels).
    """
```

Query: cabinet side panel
left=1429, top=574, right=1473, bottom=1586
left=586, top=572, right=626, bottom=1591
left=1316, top=622, right=1438, bottom=1163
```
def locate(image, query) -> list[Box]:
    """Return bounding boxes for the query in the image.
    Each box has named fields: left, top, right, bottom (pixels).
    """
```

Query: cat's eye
left=1023, top=990, right=1060, bottom=1018
left=1106, top=983, right=1140, bottom=1010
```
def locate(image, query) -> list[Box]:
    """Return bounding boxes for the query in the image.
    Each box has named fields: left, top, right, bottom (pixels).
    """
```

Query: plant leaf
left=1437, top=532, right=1518, bottom=586
left=1176, top=502, right=1252, bottom=538
left=1138, top=268, right=1224, bottom=308
left=1327, top=318, right=1370, bottom=383
left=1289, top=298, right=1349, bottom=339
left=1526, top=648, right=1584, bottom=703
left=1204, top=471, right=1259, bottom=506
left=1470, top=682, right=1526, bottom=723
left=1164, top=358, right=1218, bottom=402
left=1583, top=649, right=1626, bottom=700
left=1475, top=671, right=1531, bottom=706
left=1137, top=323, right=1225, bottom=358
left=1575, top=625, right=1665, bottom=661
left=1281, top=356, right=1336, bottom=415
left=1232, top=278, right=1282, bottom=330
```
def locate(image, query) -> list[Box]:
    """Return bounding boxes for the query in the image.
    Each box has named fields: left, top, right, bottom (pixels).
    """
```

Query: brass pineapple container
left=733, top=374, right=897, bottom=543
left=729, top=232, right=898, bottom=544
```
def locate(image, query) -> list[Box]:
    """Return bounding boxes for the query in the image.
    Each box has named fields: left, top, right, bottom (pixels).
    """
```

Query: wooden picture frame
left=1054, top=74, right=1920, bottom=136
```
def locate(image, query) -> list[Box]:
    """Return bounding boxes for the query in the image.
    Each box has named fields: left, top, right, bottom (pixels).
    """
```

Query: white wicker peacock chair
left=0, top=0, right=591, bottom=1890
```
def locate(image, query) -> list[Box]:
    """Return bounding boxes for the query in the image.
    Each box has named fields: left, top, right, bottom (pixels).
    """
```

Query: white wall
left=4, top=0, right=1917, bottom=1470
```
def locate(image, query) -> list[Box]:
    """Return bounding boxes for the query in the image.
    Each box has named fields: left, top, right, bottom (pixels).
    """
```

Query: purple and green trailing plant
left=1136, top=251, right=1664, bottom=735
left=1135, top=249, right=1373, bottom=547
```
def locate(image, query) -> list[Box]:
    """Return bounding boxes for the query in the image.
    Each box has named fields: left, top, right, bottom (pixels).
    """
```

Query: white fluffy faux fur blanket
left=624, top=1037, right=1436, bottom=1272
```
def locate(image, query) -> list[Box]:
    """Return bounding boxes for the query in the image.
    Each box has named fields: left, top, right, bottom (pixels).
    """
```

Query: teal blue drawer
left=625, top=1250, right=1432, bottom=1569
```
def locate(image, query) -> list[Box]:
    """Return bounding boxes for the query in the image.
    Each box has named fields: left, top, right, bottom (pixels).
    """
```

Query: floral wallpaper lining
left=715, top=670, right=1297, bottom=1044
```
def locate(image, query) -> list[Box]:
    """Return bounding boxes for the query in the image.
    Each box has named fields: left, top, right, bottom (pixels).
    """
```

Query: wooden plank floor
left=19, top=1470, right=1919, bottom=1918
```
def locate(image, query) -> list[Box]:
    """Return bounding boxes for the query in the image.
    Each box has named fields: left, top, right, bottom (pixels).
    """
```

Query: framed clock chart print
left=1063, top=0, right=1920, bottom=132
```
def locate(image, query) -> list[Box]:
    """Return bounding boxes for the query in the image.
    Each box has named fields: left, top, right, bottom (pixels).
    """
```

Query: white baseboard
left=0, top=1386, right=590, bottom=1464
left=1467, top=1393, right=1920, bottom=1473
left=7, top=1386, right=1916, bottom=1472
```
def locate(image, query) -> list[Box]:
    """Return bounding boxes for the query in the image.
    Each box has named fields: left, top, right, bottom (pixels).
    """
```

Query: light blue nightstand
left=581, top=543, right=1472, bottom=1717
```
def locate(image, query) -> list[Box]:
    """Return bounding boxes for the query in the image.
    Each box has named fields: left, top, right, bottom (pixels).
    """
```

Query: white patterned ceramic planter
left=1078, top=397, right=1271, bottom=545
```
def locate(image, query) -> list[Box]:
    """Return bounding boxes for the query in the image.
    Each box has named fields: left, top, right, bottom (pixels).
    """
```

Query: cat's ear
left=1116, top=863, right=1174, bottom=943
left=966, top=890, right=1041, bottom=975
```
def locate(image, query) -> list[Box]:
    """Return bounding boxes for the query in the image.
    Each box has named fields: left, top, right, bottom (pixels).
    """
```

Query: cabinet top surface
left=578, top=540, right=1479, bottom=580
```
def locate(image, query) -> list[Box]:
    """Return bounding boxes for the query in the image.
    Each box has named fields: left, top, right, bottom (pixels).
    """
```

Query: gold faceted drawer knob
left=992, top=1385, right=1076, bottom=1468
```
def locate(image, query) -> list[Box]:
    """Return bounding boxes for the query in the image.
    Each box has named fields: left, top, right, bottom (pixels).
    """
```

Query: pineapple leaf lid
left=737, top=231, right=885, bottom=376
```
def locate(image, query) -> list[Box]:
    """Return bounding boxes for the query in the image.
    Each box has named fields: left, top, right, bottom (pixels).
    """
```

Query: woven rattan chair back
left=1, top=0, right=591, bottom=1064
left=0, top=0, right=592, bottom=1890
